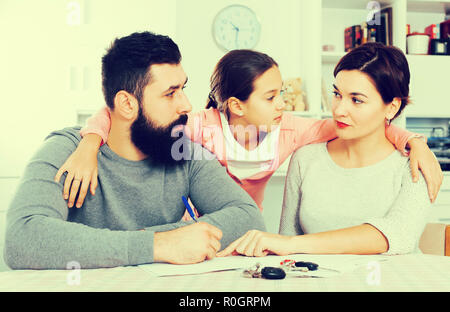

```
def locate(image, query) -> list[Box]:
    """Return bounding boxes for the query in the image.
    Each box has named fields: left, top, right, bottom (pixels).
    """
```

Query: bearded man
left=4, top=31, right=265, bottom=270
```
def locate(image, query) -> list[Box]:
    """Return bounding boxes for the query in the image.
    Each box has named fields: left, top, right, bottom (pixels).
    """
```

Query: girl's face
left=331, top=69, right=398, bottom=140
left=240, top=66, right=285, bottom=132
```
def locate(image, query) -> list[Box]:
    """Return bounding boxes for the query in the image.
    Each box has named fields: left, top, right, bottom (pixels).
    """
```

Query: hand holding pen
left=182, top=196, right=199, bottom=222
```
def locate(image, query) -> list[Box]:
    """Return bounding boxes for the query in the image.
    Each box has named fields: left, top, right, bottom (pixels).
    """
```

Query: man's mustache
left=169, top=114, right=188, bottom=137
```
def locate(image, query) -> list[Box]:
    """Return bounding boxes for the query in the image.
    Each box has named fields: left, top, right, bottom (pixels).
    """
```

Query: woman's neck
left=327, top=127, right=395, bottom=168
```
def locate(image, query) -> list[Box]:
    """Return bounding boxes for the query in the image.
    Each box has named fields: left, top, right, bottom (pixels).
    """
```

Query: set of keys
left=242, top=260, right=326, bottom=280
left=242, top=263, right=286, bottom=280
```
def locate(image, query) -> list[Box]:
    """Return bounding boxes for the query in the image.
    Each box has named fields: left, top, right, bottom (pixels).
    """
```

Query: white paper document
left=139, top=255, right=255, bottom=277
left=139, top=254, right=390, bottom=277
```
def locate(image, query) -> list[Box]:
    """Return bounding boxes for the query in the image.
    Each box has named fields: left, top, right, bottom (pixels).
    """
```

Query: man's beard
left=130, top=106, right=188, bottom=166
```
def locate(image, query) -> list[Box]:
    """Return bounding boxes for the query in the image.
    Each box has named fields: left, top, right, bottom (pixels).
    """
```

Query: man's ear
left=113, top=91, right=139, bottom=120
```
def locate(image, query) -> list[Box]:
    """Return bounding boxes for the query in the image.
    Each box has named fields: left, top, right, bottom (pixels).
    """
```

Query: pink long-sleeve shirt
left=81, top=106, right=416, bottom=211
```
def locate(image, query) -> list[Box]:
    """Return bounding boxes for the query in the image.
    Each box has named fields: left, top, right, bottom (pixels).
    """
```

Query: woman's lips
left=336, top=121, right=350, bottom=128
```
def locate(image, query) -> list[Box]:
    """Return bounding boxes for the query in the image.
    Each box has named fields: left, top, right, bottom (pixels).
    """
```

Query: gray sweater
left=4, top=127, right=265, bottom=269
left=279, top=143, right=431, bottom=255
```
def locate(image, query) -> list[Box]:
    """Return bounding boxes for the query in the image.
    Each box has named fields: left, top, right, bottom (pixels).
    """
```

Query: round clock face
left=212, top=5, right=261, bottom=51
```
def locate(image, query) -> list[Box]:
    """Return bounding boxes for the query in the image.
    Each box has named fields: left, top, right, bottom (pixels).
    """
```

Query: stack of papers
left=139, top=254, right=390, bottom=278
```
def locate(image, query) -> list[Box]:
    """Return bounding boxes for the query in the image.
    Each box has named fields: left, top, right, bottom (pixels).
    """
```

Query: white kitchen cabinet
left=287, top=0, right=449, bottom=128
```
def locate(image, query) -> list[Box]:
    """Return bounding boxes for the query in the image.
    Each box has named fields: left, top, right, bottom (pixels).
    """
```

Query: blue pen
left=182, top=196, right=198, bottom=222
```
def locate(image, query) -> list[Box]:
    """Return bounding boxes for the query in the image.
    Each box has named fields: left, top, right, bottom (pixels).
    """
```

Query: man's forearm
left=4, top=214, right=154, bottom=269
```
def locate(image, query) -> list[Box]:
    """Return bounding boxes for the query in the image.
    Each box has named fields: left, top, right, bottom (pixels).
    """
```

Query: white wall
left=0, top=0, right=303, bottom=176
left=0, top=0, right=177, bottom=178
left=174, top=0, right=303, bottom=113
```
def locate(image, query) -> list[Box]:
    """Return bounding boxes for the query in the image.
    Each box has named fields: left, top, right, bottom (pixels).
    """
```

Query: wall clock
left=212, top=4, right=261, bottom=51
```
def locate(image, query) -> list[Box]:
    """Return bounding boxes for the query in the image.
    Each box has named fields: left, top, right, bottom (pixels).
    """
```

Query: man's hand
left=153, top=222, right=222, bottom=264
left=216, top=230, right=293, bottom=258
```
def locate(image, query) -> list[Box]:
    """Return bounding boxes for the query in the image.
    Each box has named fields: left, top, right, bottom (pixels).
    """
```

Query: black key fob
left=261, top=267, right=286, bottom=280
left=295, top=261, right=319, bottom=271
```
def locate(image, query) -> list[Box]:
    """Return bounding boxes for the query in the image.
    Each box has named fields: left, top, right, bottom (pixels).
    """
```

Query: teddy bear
left=282, top=77, right=307, bottom=111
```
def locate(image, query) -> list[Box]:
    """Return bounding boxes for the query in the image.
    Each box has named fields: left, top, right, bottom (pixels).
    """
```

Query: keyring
left=279, top=259, right=319, bottom=272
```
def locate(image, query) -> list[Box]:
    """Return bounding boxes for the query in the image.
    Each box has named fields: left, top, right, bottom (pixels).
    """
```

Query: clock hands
left=229, top=21, right=239, bottom=32
left=229, top=21, right=240, bottom=49
left=229, top=21, right=253, bottom=32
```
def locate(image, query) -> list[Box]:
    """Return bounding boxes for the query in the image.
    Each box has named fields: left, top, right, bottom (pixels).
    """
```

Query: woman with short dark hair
left=218, top=43, right=432, bottom=256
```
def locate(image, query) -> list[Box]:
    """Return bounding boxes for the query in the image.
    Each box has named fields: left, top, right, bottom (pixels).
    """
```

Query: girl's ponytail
left=206, top=91, right=218, bottom=109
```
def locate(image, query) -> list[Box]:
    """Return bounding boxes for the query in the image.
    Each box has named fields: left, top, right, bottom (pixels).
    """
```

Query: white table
left=0, top=254, right=449, bottom=293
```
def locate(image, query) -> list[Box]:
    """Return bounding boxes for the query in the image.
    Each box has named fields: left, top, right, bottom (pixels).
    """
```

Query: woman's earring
left=385, top=118, right=391, bottom=126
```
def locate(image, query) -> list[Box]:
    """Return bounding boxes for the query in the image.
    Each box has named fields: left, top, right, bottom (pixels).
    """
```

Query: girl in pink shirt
left=55, top=50, right=442, bottom=212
